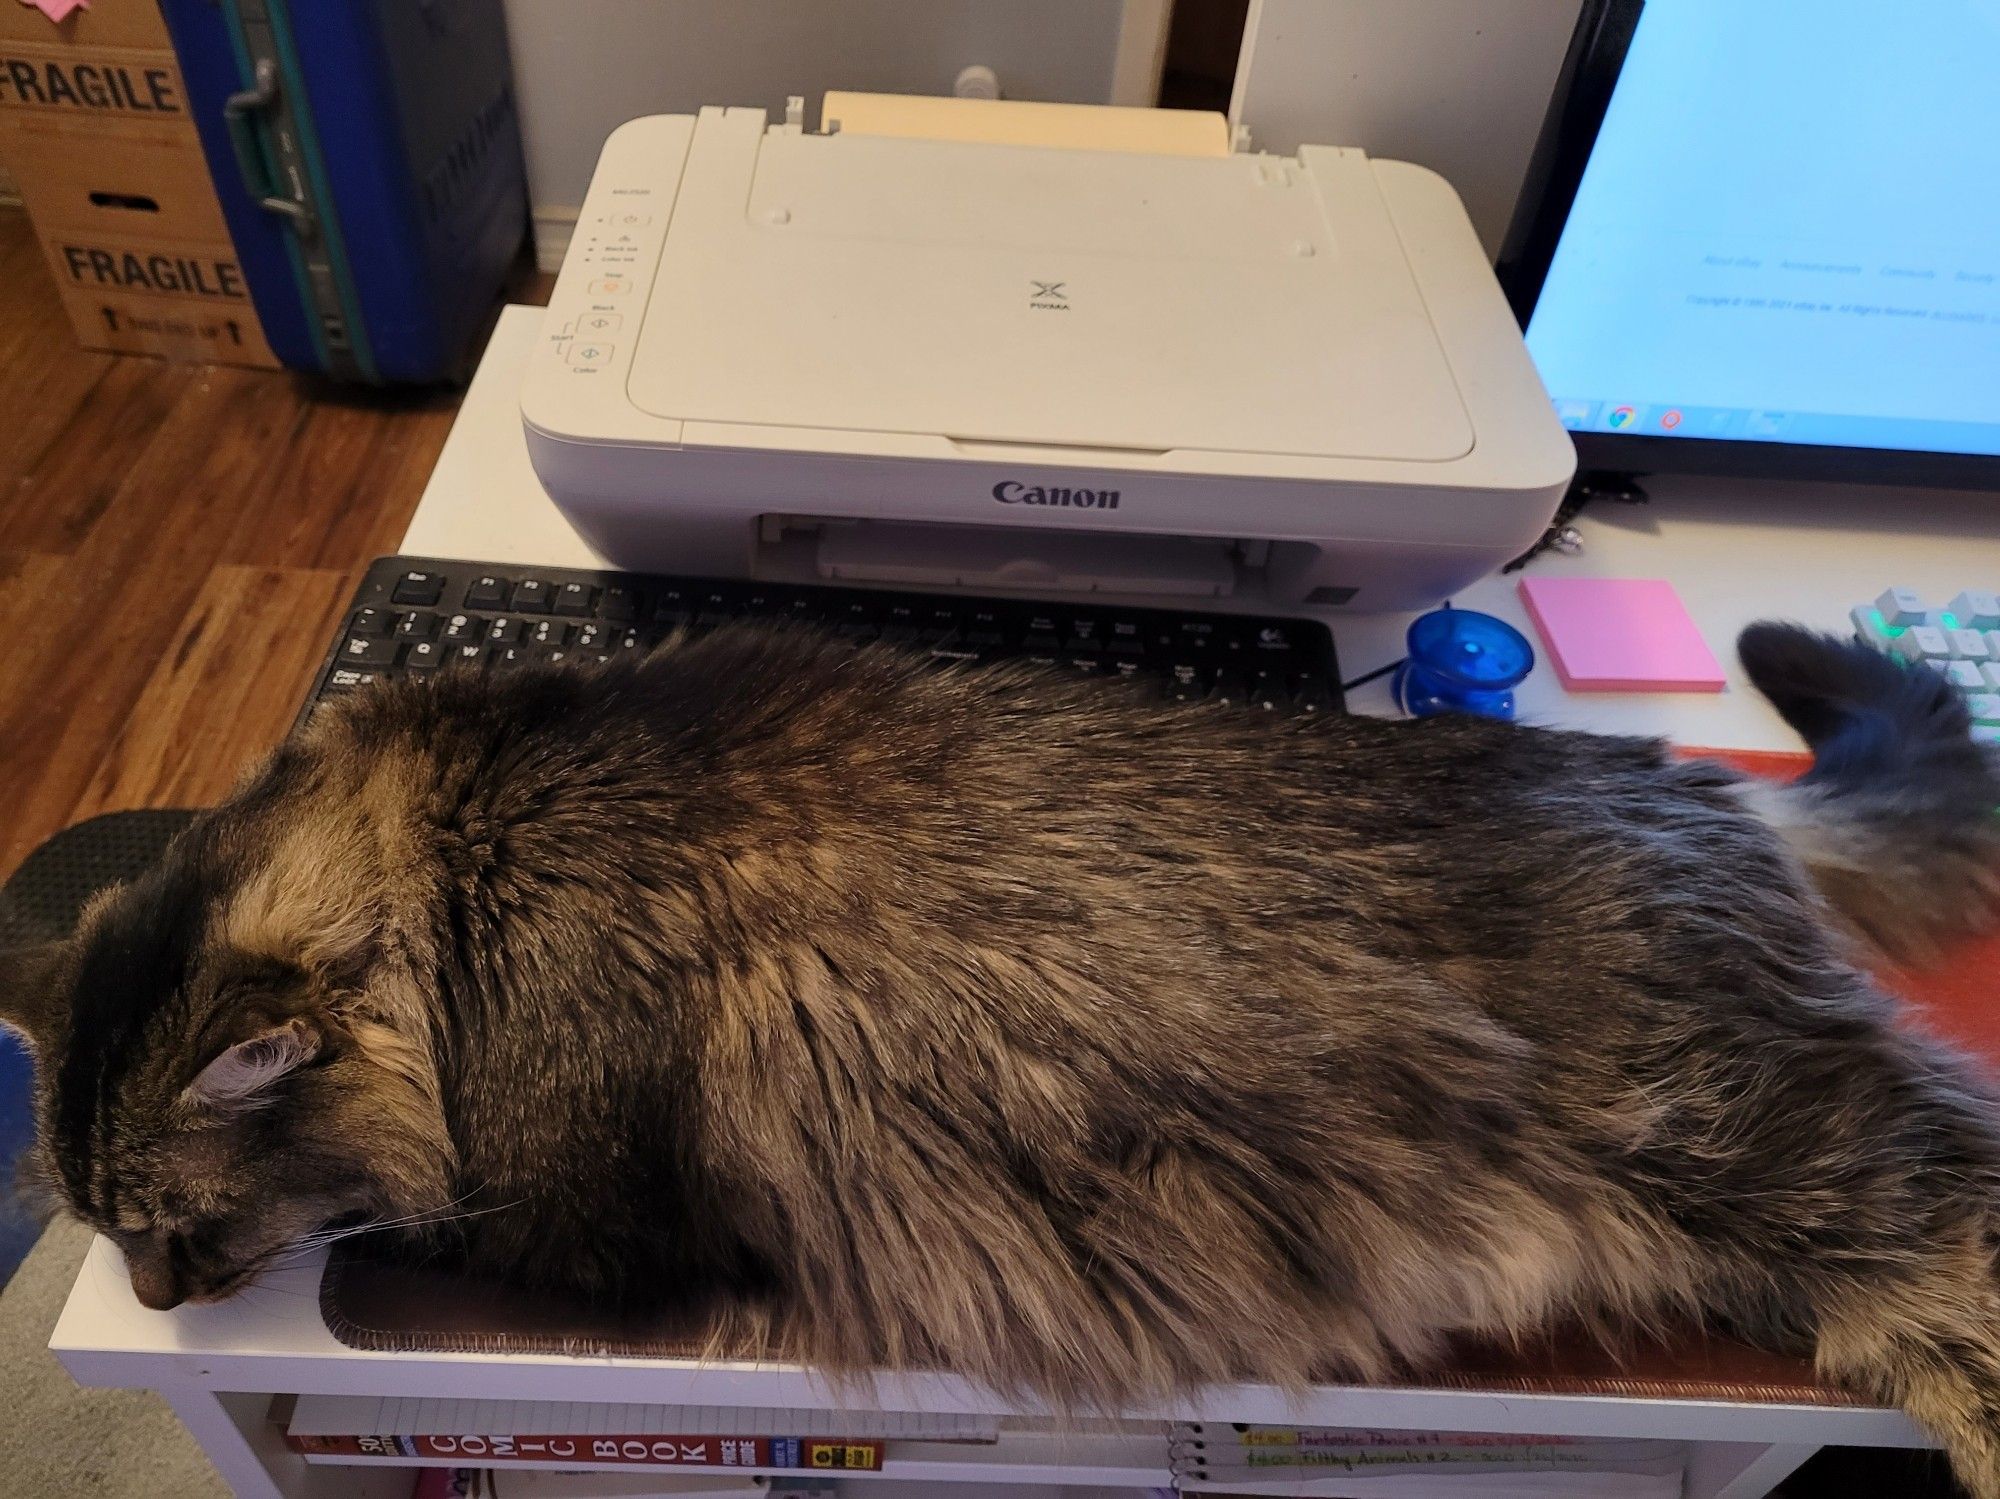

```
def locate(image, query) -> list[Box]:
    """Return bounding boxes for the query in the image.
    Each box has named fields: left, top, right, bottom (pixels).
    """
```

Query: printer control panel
left=535, top=114, right=705, bottom=406
left=546, top=193, right=662, bottom=375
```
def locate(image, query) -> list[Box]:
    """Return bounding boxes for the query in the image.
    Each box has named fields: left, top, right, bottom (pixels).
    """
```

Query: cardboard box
left=0, top=0, right=278, bottom=367
left=37, top=225, right=274, bottom=363
left=0, top=0, right=172, bottom=50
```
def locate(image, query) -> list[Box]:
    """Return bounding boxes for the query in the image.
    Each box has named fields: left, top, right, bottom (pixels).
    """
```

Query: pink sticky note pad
left=22, top=0, right=90, bottom=21
left=1518, top=576, right=1726, bottom=693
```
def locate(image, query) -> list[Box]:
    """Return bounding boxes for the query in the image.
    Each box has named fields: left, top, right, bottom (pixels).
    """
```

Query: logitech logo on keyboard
left=992, top=481, right=1121, bottom=510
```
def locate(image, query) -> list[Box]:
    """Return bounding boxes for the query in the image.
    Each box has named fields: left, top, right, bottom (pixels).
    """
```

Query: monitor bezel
left=1495, top=0, right=2000, bottom=490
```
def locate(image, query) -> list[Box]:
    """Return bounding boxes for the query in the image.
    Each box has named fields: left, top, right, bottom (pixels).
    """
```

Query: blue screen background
left=1524, top=0, right=2000, bottom=456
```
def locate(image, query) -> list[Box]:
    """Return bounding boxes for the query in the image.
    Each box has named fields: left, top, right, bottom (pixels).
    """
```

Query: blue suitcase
left=157, top=0, right=527, bottom=383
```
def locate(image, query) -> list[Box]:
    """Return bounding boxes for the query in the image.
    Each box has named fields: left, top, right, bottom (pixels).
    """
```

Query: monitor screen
left=1520, top=0, right=2000, bottom=465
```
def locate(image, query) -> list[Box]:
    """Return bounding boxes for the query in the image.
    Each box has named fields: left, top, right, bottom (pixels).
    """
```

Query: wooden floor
left=0, top=207, right=483, bottom=881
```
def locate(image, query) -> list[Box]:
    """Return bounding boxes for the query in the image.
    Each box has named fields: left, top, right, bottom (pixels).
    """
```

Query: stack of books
left=279, top=1397, right=997, bottom=1478
left=1168, top=1423, right=1686, bottom=1496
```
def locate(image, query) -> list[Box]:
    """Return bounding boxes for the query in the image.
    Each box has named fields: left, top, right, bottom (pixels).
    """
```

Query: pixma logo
left=992, top=480, right=1120, bottom=510
left=1028, top=279, right=1069, bottom=311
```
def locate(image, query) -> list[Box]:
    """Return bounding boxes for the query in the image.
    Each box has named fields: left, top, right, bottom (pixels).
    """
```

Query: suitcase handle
left=223, top=59, right=315, bottom=235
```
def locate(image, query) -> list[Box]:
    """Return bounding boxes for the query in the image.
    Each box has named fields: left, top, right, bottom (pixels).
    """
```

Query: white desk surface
left=57, top=300, right=2000, bottom=1463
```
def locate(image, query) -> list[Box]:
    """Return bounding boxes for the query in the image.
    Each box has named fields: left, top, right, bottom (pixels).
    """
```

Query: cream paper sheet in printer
left=523, top=97, right=1574, bottom=612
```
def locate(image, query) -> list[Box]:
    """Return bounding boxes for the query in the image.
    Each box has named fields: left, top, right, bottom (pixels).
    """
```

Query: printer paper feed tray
left=815, top=522, right=1237, bottom=598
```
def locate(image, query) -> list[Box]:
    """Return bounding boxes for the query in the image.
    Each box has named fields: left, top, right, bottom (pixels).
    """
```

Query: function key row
left=460, top=573, right=613, bottom=617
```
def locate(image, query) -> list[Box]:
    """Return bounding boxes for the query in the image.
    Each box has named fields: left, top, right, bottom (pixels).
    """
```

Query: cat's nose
left=127, top=1260, right=184, bottom=1311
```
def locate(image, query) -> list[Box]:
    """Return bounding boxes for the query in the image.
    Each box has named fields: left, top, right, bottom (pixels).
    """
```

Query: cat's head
left=0, top=807, right=453, bottom=1310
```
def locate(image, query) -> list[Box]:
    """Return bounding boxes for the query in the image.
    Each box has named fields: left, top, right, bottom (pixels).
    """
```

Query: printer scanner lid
left=624, top=117, right=1476, bottom=464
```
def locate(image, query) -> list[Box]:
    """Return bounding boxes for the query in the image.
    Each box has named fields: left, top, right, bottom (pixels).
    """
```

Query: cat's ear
left=0, top=941, right=68, bottom=1056
left=185, top=1016, right=322, bottom=1111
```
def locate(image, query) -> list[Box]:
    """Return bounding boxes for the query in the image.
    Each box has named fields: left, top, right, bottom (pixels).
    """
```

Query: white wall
left=1230, top=0, right=1586, bottom=258
left=504, top=0, right=1135, bottom=265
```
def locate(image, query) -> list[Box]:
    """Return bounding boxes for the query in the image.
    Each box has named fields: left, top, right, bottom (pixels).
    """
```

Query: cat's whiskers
left=272, top=1193, right=526, bottom=1268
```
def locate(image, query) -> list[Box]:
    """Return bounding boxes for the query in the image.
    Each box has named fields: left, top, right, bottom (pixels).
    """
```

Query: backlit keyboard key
left=1894, top=625, right=1952, bottom=663
left=1946, top=661, right=1985, bottom=690
left=1968, top=694, right=2000, bottom=725
left=1850, top=604, right=1897, bottom=650
left=1950, top=591, right=2000, bottom=630
left=1951, top=629, right=1991, bottom=661
left=1875, top=587, right=1928, bottom=627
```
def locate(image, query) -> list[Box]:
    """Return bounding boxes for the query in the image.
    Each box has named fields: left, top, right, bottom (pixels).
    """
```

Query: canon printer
left=522, top=100, right=1575, bottom=612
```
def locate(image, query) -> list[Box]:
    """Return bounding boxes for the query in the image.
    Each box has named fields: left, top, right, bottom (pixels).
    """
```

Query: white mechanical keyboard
left=1852, top=588, right=2000, bottom=743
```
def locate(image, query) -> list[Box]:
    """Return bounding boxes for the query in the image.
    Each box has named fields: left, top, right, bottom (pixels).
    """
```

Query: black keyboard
left=302, top=557, right=1345, bottom=722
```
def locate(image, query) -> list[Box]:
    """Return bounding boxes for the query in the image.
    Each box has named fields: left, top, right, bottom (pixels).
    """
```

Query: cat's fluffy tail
left=1736, top=621, right=2000, bottom=963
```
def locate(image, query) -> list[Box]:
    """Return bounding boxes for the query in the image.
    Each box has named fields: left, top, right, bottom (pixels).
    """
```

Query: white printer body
left=523, top=108, right=1575, bottom=612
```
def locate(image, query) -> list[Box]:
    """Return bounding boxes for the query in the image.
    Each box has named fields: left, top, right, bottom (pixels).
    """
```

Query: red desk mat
left=320, top=748, right=1995, bottom=1410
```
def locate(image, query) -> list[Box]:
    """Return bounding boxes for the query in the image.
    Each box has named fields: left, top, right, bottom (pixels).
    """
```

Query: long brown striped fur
left=6, top=621, right=2000, bottom=1489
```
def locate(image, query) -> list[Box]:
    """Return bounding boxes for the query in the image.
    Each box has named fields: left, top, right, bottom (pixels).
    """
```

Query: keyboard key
left=1983, top=663, right=2000, bottom=691
left=1946, top=660, right=1986, bottom=690
left=1875, top=587, right=1928, bottom=627
left=486, top=617, right=527, bottom=644
left=510, top=578, right=552, bottom=613
left=1294, top=677, right=1336, bottom=714
left=405, top=639, right=446, bottom=671
left=1850, top=604, right=1898, bottom=651
left=1977, top=725, right=2000, bottom=746
left=1969, top=694, right=2000, bottom=725
left=1248, top=669, right=1290, bottom=711
left=1210, top=671, right=1250, bottom=706
left=528, top=620, right=573, bottom=647
left=553, top=581, right=597, bottom=616
left=1106, top=620, right=1146, bottom=656
left=492, top=645, right=532, bottom=670
left=349, top=606, right=392, bottom=638
left=963, top=608, right=1007, bottom=647
left=391, top=569, right=444, bottom=606
left=339, top=634, right=400, bottom=668
left=1950, top=591, right=2000, bottom=631
left=442, top=613, right=481, bottom=642
left=1174, top=619, right=1225, bottom=652
left=535, top=644, right=574, bottom=665
left=396, top=611, right=441, bottom=640
left=464, top=574, right=510, bottom=610
left=449, top=643, right=487, bottom=667
left=575, top=622, right=613, bottom=651
left=1166, top=663, right=1210, bottom=702
left=1987, top=631, right=2000, bottom=661
left=1064, top=619, right=1105, bottom=653
left=650, top=586, right=695, bottom=626
left=1894, top=625, right=1952, bottom=664
left=600, top=585, right=638, bottom=622
left=1951, top=629, right=1991, bottom=661
left=325, top=666, right=384, bottom=692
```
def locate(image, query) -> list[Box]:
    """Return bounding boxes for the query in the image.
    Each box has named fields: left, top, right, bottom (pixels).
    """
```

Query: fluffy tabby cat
left=6, top=622, right=2000, bottom=1489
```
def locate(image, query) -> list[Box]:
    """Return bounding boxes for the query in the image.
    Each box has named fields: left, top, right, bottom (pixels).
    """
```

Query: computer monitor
left=1501, top=0, right=2000, bottom=488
